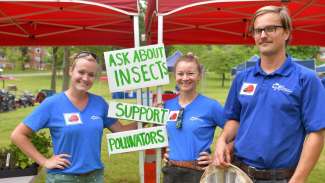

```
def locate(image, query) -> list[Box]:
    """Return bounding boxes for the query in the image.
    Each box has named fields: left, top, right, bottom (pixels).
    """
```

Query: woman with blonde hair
left=11, top=51, right=137, bottom=183
left=162, top=52, right=225, bottom=183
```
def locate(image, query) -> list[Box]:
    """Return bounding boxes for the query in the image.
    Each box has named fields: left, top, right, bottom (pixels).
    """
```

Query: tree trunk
left=19, top=47, right=28, bottom=71
left=221, top=73, right=225, bottom=88
left=50, top=47, right=58, bottom=91
left=61, top=47, right=70, bottom=91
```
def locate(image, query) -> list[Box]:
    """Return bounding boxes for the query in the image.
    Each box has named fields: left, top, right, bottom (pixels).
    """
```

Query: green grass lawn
left=0, top=72, right=324, bottom=183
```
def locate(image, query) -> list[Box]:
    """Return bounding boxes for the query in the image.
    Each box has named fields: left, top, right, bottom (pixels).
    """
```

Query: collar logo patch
left=63, top=113, right=82, bottom=125
left=168, top=111, right=179, bottom=121
left=272, top=83, right=292, bottom=93
left=240, top=83, right=257, bottom=96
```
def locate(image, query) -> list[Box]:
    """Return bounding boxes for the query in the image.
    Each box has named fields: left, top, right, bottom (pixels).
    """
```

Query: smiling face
left=253, top=12, right=290, bottom=57
left=175, top=60, right=201, bottom=93
left=69, top=57, right=98, bottom=93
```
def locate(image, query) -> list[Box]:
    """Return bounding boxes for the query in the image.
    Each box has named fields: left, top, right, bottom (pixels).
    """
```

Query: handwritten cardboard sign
left=108, top=101, right=169, bottom=125
left=104, top=44, right=169, bottom=92
left=107, top=126, right=168, bottom=155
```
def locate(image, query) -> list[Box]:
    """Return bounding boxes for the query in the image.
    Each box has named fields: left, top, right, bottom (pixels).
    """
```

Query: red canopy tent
left=0, top=1, right=149, bottom=182
left=0, top=0, right=139, bottom=47
left=146, top=0, right=325, bottom=46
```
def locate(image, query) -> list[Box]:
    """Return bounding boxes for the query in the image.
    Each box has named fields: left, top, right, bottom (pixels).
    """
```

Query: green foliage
left=287, top=46, right=319, bottom=59
left=0, top=132, right=51, bottom=169
left=19, top=47, right=29, bottom=71
left=287, top=46, right=321, bottom=65
left=166, top=45, right=259, bottom=87
left=166, top=45, right=258, bottom=74
left=167, top=45, right=321, bottom=75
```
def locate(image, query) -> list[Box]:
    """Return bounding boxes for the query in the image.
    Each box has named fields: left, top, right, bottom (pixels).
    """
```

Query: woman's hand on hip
left=44, top=154, right=71, bottom=169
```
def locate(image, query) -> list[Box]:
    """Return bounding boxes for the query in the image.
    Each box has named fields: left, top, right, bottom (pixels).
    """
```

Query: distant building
left=26, top=47, right=48, bottom=70
left=318, top=47, right=325, bottom=62
left=0, top=51, right=14, bottom=69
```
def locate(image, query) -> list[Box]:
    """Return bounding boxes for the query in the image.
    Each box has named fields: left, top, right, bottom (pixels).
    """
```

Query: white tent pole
left=134, top=15, right=144, bottom=183
left=156, top=14, right=164, bottom=183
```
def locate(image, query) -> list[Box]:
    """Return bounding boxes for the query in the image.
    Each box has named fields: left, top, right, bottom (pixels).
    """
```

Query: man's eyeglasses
left=74, top=51, right=98, bottom=62
left=176, top=108, right=184, bottom=129
left=252, top=25, right=284, bottom=37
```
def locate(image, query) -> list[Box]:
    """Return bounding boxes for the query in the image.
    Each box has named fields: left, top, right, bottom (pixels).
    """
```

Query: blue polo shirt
left=321, top=77, right=325, bottom=88
left=225, top=56, right=325, bottom=169
left=164, top=94, right=225, bottom=161
left=24, top=92, right=117, bottom=174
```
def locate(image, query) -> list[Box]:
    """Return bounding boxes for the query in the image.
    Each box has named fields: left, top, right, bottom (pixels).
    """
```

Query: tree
left=2, top=47, right=20, bottom=70
left=287, top=46, right=319, bottom=59
left=50, top=47, right=58, bottom=91
left=166, top=45, right=258, bottom=87
left=287, top=46, right=320, bottom=64
left=61, top=47, right=70, bottom=91
left=19, top=47, right=29, bottom=70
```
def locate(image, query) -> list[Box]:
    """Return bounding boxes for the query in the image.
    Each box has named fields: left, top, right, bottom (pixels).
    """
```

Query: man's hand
left=212, top=138, right=232, bottom=168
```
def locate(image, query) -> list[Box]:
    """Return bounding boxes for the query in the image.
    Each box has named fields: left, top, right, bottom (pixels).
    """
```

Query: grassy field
left=0, top=72, right=324, bottom=183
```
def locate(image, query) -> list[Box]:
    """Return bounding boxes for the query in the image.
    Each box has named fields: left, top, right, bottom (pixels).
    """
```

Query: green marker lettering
left=157, top=129, right=165, bottom=143
left=149, top=63, right=158, bottom=80
left=131, top=66, right=141, bottom=83
left=115, top=103, right=124, bottom=117
left=108, top=138, right=116, bottom=151
left=133, top=50, right=140, bottom=63
left=118, top=69, right=131, bottom=86
left=109, top=54, right=117, bottom=67
left=122, top=52, right=130, bottom=65
left=116, top=53, right=124, bottom=66
left=149, top=131, right=158, bottom=144
left=140, top=64, right=150, bottom=82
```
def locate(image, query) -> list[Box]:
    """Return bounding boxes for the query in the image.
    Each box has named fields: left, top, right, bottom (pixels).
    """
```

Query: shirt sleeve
left=211, top=101, right=226, bottom=128
left=23, top=97, right=52, bottom=132
left=301, top=73, right=325, bottom=133
left=224, top=74, right=242, bottom=122
left=103, top=99, right=118, bottom=128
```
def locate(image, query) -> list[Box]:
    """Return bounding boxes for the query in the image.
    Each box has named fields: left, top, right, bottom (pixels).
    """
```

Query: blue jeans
left=46, top=169, right=104, bottom=183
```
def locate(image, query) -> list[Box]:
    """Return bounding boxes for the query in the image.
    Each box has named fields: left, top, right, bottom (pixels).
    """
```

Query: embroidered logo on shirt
left=190, top=117, right=203, bottom=122
left=240, top=83, right=257, bottom=96
left=63, top=113, right=82, bottom=125
left=168, top=111, right=179, bottom=121
left=272, top=83, right=293, bottom=94
left=91, top=115, right=101, bottom=120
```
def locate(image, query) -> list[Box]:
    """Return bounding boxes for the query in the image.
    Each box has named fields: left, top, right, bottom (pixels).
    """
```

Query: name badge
left=63, top=113, right=82, bottom=125
left=240, top=83, right=257, bottom=96
left=168, top=111, right=180, bottom=121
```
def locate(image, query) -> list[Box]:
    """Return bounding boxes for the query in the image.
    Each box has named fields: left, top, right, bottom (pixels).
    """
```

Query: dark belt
left=167, top=160, right=204, bottom=171
left=232, top=158, right=295, bottom=180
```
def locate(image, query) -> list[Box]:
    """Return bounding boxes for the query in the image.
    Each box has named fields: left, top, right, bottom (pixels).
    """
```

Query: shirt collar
left=253, top=55, right=293, bottom=77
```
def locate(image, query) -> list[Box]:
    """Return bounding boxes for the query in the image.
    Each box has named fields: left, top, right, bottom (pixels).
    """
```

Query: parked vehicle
left=17, top=91, right=35, bottom=108
left=0, top=89, right=16, bottom=112
left=35, top=89, right=55, bottom=103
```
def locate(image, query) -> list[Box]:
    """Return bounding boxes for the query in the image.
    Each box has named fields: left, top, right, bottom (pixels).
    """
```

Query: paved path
left=2, top=72, right=51, bottom=77
left=0, top=176, right=35, bottom=183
